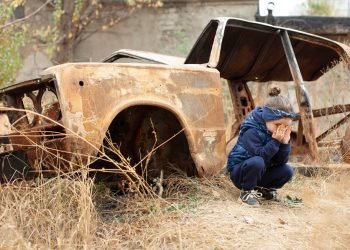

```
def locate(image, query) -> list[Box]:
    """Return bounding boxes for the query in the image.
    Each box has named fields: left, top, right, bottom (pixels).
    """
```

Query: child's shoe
left=239, top=190, right=262, bottom=206
left=255, top=187, right=279, bottom=201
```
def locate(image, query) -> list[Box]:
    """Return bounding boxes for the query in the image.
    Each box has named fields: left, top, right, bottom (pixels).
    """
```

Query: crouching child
left=227, top=87, right=297, bottom=206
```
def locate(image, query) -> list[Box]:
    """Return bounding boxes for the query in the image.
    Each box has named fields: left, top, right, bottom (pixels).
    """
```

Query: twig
left=0, top=0, right=52, bottom=30
left=156, top=169, right=164, bottom=197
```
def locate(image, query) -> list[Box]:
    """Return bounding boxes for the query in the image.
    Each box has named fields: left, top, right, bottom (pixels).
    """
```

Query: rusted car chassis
left=1, top=17, right=350, bottom=182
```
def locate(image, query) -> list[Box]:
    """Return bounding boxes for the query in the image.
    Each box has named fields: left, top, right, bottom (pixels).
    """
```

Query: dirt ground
left=101, top=168, right=350, bottom=250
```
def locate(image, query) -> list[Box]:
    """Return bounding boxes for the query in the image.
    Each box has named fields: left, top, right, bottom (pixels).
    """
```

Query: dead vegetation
left=0, top=163, right=349, bottom=249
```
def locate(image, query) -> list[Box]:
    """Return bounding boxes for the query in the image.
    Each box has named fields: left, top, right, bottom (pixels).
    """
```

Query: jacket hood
left=239, top=107, right=268, bottom=135
left=240, top=106, right=297, bottom=136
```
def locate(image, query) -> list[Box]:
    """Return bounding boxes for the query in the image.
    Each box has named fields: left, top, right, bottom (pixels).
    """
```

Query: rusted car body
left=1, top=17, right=350, bottom=181
left=0, top=60, right=226, bottom=180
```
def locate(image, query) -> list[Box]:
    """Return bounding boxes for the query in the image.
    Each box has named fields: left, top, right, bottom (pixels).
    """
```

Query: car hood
left=185, top=17, right=350, bottom=82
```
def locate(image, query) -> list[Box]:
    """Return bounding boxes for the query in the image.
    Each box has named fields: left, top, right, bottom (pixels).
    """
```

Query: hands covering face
left=272, top=124, right=291, bottom=144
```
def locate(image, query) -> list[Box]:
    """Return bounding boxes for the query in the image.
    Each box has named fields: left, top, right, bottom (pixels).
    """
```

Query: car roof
left=102, top=49, right=185, bottom=65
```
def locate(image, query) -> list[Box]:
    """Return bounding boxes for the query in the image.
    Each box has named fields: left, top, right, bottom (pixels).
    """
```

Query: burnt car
left=1, top=17, right=350, bottom=182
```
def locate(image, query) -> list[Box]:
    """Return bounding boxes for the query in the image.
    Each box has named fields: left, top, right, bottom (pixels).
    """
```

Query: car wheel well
left=105, top=105, right=197, bottom=179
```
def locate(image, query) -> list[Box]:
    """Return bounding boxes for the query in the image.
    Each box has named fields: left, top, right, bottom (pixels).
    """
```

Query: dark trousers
left=229, top=156, right=294, bottom=191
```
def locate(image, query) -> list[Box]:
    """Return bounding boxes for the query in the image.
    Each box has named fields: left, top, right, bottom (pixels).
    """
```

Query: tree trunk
left=53, top=0, right=75, bottom=64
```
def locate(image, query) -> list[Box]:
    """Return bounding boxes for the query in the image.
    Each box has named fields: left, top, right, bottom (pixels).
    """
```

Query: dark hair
left=264, top=86, right=293, bottom=113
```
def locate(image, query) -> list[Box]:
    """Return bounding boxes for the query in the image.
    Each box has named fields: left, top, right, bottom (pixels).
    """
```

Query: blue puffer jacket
left=227, top=107, right=291, bottom=172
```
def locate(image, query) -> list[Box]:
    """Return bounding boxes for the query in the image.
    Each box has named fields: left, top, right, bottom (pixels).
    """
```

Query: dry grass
left=1, top=167, right=349, bottom=249
left=0, top=176, right=98, bottom=249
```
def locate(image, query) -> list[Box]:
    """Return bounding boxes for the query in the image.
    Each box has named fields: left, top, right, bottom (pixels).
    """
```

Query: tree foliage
left=305, top=0, right=335, bottom=16
left=0, top=0, right=26, bottom=87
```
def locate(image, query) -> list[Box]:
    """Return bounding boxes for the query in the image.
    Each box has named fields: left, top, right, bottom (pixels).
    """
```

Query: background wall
left=74, top=0, right=258, bottom=61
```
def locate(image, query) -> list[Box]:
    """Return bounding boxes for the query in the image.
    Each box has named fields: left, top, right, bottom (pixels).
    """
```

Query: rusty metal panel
left=39, top=63, right=227, bottom=177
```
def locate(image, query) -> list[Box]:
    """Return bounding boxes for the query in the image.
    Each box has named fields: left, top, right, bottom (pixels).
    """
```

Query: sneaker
left=239, top=190, right=262, bottom=206
left=255, top=187, right=279, bottom=201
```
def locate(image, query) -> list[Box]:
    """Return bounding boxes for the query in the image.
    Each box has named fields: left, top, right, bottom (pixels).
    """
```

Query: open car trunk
left=185, top=18, right=350, bottom=81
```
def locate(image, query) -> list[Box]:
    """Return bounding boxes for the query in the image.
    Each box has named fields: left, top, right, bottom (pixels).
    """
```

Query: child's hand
left=272, top=125, right=286, bottom=142
left=282, top=126, right=292, bottom=144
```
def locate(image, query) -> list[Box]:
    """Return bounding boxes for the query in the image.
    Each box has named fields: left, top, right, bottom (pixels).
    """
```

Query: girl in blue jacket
left=227, top=87, right=297, bottom=206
